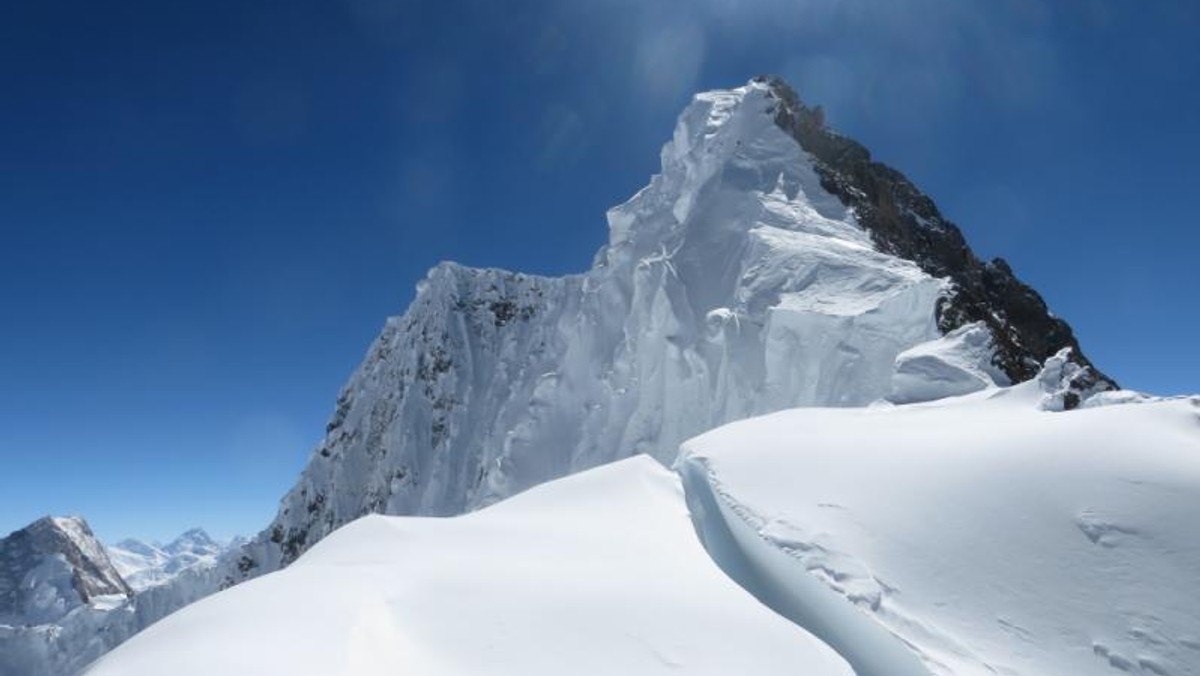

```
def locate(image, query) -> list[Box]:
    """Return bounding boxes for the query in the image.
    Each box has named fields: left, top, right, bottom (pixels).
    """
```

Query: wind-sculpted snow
left=84, top=457, right=854, bottom=676
left=679, top=370, right=1200, bottom=676
left=889, top=322, right=1008, bottom=404
left=233, top=80, right=946, bottom=582
left=81, top=369, right=1197, bottom=676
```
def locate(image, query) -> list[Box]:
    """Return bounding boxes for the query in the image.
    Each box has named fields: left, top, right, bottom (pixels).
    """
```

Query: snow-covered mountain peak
left=0, top=515, right=131, bottom=626
left=230, top=77, right=1116, bottom=582
left=106, top=527, right=234, bottom=593
left=176, top=527, right=210, bottom=541
left=761, top=75, right=1114, bottom=389
left=604, top=80, right=861, bottom=272
left=161, top=528, right=217, bottom=556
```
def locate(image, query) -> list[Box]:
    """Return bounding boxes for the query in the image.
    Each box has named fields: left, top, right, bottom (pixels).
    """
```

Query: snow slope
left=84, top=457, right=852, bottom=676
left=82, top=356, right=1199, bottom=676
left=679, top=363, right=1200, bottom=676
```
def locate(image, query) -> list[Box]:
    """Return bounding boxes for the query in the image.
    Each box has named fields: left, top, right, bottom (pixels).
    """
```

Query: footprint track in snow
left=1076, top=510, right=1140, bottom=547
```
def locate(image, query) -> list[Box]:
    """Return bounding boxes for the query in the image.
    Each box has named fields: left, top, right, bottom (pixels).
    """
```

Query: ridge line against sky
left=1, top=0, right=1197, bottom=541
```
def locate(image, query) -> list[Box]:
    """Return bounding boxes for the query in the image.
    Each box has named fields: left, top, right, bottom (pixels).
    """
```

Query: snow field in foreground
left=85, top=456, right=852, bottom=676
left=680, top=384, right=1200, bottom=676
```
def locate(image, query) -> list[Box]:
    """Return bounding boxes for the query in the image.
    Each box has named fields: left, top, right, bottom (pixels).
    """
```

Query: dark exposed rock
left=760, top=76, right=1116, bottom=401
left=306, top=492, right=325, bottom=515
left=0, top=516, right=133, bottom=625
left=326, top=390, right=353, bottom=433
left=280, top=529, right=307, bottom=562
left=489, top=298, right=519, bottom=326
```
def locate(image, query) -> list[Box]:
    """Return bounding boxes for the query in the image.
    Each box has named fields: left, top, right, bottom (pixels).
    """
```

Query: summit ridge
left=760, top=76, right=1114, bottom=398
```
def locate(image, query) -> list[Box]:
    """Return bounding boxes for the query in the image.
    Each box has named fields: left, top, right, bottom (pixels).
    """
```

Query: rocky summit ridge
left=0, top=516, right=131, bottom=627
left=760, top=75, right=1115, bottom=403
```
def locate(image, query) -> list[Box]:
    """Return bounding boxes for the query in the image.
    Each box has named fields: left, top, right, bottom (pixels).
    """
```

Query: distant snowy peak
left=0, top=516, right=131, bottom=626
left=105, top=542, right=167, bottom=590
left=159, top=528, right=222, bottom=560
left=106, top=528, right=233, bottom=592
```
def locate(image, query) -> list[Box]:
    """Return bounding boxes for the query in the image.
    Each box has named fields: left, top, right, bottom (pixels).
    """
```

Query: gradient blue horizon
left=2, top=0, right=1197, bottom=543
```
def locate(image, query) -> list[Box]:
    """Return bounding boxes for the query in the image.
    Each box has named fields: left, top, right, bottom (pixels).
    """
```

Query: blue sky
left=2, top=0, right=1197, bottom=542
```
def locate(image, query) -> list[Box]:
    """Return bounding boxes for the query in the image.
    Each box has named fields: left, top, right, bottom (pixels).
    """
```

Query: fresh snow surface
left=888, top=322, right=1009, bottom=404
left=679, top=376, right=1200, bottom=676
left=84, top=457, right=852, bottom=676
left=73, top=357, right=1200, bottom=676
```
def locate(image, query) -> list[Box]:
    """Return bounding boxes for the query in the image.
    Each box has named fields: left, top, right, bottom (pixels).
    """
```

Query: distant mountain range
left=0, top=520, right=238, bottom=676
left=106, top=529, right=243, bottom=592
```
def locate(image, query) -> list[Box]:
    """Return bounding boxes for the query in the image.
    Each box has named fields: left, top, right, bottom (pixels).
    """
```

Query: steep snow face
left=678, top=376, right=1200, bottom=676
left=85, top=457, right=854, bottom=676
left=238, top=81, right=944, bottom=577
left=106, top=529, right=231, bottom=592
